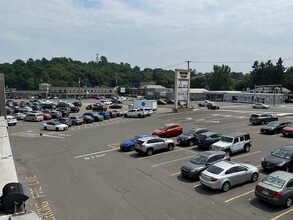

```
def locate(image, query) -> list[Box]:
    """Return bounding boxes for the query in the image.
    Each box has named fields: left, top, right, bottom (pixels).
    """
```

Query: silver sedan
left=199, top=160, right=259, bottom=192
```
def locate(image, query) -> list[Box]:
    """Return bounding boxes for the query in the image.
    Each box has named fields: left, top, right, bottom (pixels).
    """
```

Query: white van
left=25, top=112, right=44, bottom=122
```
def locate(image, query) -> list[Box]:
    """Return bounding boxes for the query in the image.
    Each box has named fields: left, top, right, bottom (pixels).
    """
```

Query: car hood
left=264, top=155, right=288, bottom=165
left=261, top=125, right=274, bottom=130
left=283, top=127, right=293, bottom=131
left=120, top=140, right=134, bottom=147
left=153, top=129, right=164, bottom=134
left=212, top=141, right=231, bottom=148
left=182, top=161, right=205, bottom=171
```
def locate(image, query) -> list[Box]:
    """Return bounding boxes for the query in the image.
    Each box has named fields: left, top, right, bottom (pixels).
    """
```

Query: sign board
left=174, top=69, right=191, bottom=109
left=120, top=87, right=125, bottom=93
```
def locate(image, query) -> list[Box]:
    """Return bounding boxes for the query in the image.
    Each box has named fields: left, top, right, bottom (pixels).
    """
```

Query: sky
left=1, top=0, right=293, bottom=73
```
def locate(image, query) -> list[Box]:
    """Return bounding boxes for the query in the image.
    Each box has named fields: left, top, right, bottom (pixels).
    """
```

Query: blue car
left=99, top=111, right=110, bottom=120
left=120, top=134, right=153, bottom=151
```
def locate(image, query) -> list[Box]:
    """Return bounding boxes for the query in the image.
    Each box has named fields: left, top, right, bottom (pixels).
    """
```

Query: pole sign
left=174, top=69, right=190, bottom=110
left=120, top=87, right=125, bottom=93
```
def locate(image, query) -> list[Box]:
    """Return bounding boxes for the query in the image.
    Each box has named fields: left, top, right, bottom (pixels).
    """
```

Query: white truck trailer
left=133, top=100, right=158, bottom=112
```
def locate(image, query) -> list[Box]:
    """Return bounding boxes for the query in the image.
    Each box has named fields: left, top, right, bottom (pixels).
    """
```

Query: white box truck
left=133, top=100, right=157, bottom=112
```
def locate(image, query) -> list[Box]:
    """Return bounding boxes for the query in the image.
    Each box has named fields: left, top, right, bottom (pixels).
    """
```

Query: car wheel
left=56, top=127, right=59, bottom=131
left=244, top=144, right=250, bottom=152
left=251, top=172, right=258, bottom=182
left=147, top=148, right=153, bottom=156
left=138, top=114, right=141, bottom=118
left=188, top=140, right=194, bottom=146
left=124, top=114, right=128, bottom=118
left=222, top=181, right=230, bottom=192
left=285, top=197, right=292, bottom=208
left=44, top=126, right=47, bottom=130
left=130, top=145, right=135, bottom=151
left=168, top=144, right=174, bottom=151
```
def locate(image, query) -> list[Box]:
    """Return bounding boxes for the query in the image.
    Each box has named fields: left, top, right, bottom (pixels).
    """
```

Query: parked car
left=252, top=103, right=270, bottom=109
left=152, top=123, right=183, bottom=138
left=72, top=101, right=82, bottom=107
left=166, top=99, right=175, bottom=104
left=284, top=98, right=293, bottom=103
left=134, top=136, right=175, bottom=156
left=255, top=171, right=293, bottom=208
left=177, top=128, right=210, bottom=146
left=260, top=121, right=291, bottom=135
left=42, top=113, right=52, bottom=120
left=100, top=100, right=112, bottom=105
left=24, top=112, right=44, bottom=122
left=210, top=132, right=252, bottom=156
left=86, top=104, right=93, bottom=110
left=207, top=102, right=220, bottom=110
left=42, top=121, right=68, bottom=131
left=261, top=145, right=293, bottom=172
left=109, top=104, right=123, bottom=109
left=120, top=134, right=154, bottom=151
left=13, top=112, right=26, bottom=120
left=250, top=113, right=278, bottom=125
left=69, top=116, right=84, bottom=125
left=181, top=151, right=230, bottom=180
left=6, top=115, right=17, bottom=126
left=55, top=117, right=73, bottom=127
left=196, top=132, right=222, bottom=149
left=124, top=108, right=146, bottom=118
left=83, top=112, right=104, bottom=122
left=199, top=160, right=259, bottom=192
left=111, top=109, right=124, bottom=117
left=99, top=111, right=110, bottom=120
left=92, top=103, right=107, bottom=112
left=282, top=124, right=293, bottom=137
left=157, top=99, right=167, bottom=105
left=82, top=115, right=94, bottom=123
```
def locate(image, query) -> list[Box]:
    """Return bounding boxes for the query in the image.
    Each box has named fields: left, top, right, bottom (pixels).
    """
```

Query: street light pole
left=78, top=77, right=81, bottom=102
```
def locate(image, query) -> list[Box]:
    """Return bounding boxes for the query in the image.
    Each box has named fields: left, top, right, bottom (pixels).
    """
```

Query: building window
left=64, top=90, right=66, bottom=92
left=59, top=89, right=62, bottom=92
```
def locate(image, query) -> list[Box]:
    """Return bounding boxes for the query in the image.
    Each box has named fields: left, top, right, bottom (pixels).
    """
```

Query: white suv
left=211, top=132, right=251, bottom=155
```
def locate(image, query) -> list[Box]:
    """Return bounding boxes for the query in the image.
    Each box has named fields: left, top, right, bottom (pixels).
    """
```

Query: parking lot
left=8, top=102, right=293, bottom=220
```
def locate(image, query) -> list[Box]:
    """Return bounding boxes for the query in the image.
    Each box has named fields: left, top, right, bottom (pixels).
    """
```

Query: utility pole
left=0, top=73, right=6, bottom=117
left=185, top=61, right=191, bottom=70
left=78, top=77, right=81, bottom=102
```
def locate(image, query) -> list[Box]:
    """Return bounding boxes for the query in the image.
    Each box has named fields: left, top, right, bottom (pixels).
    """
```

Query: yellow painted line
left=171, top=172, right=181, bottom=176
left=152, top=156, right=194, bottom=167
left=194, top=184, right=201, bottom=188
left=137, top=149, right=182, bottom=160
left=225, top=190, right=255, bottom=203
left=232, top=151, right=261, bottom=159
left=270, top=208, right=293, bottom=220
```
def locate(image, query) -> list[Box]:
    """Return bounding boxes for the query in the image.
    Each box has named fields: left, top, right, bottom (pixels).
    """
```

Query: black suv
left=250, top=113, right=278, bottom=125
left=196, top=132, right=222, bottom=149
left=261, top=145, right=293, bottom=172
left=177, top=128, right=210, bottom=146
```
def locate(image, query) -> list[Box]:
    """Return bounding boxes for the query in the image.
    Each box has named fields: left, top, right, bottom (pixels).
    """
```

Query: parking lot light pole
left=78, top=77, right=81, bottom=102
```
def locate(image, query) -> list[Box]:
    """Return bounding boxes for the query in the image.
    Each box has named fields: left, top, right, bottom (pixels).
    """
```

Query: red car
left=282, top=124, right=293, bottom=137
left=43, top=113, right=52, bottom=120
left=109, top=104, right=123, bottom=109
left=152, top=123, right=183, bottom=137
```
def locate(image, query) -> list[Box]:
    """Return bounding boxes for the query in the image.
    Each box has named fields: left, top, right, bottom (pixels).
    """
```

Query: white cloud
left=1, top=0, right=293, bottom=72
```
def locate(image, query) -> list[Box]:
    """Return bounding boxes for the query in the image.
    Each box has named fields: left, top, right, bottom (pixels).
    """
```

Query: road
left=8, top=102, right=293, bottom=220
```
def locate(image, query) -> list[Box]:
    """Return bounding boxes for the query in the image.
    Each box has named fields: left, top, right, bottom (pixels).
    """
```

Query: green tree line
left=1, top=56, right=292, bottom=92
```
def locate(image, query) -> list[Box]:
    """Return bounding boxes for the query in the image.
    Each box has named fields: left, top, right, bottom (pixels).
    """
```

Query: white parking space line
left=194, top=184, right=201, bottom=188
left=42, top=134, right=65, bottom=139
left=152, top=155, right=194, bottom=167
left=171, top=172, right=180, bottom=176
left=74, top=148, right=117, bottom=158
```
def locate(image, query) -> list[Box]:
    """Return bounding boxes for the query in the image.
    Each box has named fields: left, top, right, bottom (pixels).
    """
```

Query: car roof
left=199, top=131, right=219, bottom=136
left=269, top=171, right=293, bottom=181
left=200, top=151, right=226, bottom=157
left=138, top=136, right=162, bottom=141
left=224, top=132, right=249, bottom=138
left=164, top=123, right=180, bottom=126
left=190, top=128, right=209, bottom=131
left=213, top=160, right=238, bottom=169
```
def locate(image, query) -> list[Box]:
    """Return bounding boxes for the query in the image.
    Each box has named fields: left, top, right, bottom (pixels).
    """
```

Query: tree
left=209, top=65, right=232, bottom=90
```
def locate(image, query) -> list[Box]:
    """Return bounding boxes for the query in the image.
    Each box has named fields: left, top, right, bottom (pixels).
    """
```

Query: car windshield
left=190, top=154, right=208, bottom=165
left=54, top=121, right=62, bottom=125
left=159, top=126, right=168, bottom=130
left=206, top=165, right=224, bottom=174
left=220, top=136, right=233, bottom=143
left=271, top=148, right=293, bottom=160
left=267, top=121, right=279, bottom=127
left=182, top=130, right=195, bottom=135
left=262, top=175, right=285, bottom=189
left=129, top=136, right=139, bottom=142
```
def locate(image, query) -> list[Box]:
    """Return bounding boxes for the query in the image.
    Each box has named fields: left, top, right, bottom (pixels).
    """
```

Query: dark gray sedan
left=255, top=171, right=293, bottom=208
left=181, top=151, right=229, bottom=179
